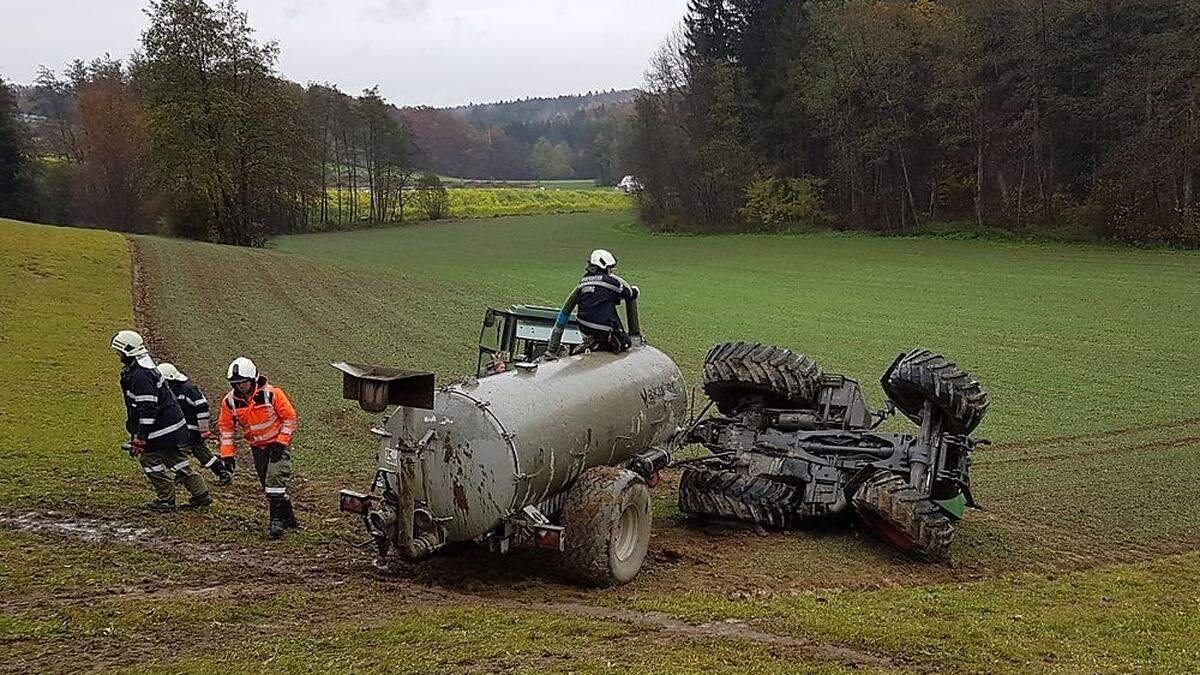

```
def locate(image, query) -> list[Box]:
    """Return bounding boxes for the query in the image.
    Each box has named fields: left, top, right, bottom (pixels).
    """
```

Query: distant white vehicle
left=616, top=175, right=643, bottom=193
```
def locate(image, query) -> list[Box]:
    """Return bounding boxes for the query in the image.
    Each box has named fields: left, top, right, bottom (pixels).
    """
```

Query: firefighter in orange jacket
left=218, top=357, right=299, bottom=539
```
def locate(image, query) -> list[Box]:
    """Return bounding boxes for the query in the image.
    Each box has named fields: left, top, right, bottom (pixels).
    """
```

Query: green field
left=3, top=212, right=1200, bottom=672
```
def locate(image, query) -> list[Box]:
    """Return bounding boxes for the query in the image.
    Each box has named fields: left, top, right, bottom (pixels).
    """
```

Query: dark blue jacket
left=120, top=357, right=186, bottom=451
left=167, top=379, right=212, bottom=444
left=574, top=264, right=637, bottom=334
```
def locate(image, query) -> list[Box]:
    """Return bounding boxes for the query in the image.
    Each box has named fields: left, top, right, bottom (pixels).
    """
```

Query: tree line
left=628, top=0, right=1200, bottom=246
left=400, top=96, right=632, bottom=185
left=0, top=0, right=448, bottom=244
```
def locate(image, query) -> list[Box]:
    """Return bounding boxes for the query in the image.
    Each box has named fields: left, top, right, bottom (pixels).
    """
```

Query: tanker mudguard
left=331, top=362, right=435, bottom=413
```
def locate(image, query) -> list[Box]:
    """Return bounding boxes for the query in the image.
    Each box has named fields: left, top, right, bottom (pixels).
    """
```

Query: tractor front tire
left=559, top=466, right=652, bottom=587
left=702, top=342, right=823, bottom=415
left=851, top=471, right=955, bottom=562
left=881, top=349, right=989, bottom=435
left=679, top=467, right=824, bottom=529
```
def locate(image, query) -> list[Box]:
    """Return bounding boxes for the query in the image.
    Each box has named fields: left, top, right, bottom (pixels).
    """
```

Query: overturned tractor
left=680, top=342, right=989, bottom=561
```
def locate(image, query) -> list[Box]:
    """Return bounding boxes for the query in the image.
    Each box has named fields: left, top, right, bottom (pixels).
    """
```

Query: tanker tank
left=378, top=343, right=687, bottom=542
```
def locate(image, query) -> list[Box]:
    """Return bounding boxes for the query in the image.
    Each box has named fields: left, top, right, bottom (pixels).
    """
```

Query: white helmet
left=156, top=362, right=189, bottom=382
left=589, top=249, right=617, bottom=269
left=227, top=357, right=258, bottom=383
left=110, top=330, right=148, bottom=357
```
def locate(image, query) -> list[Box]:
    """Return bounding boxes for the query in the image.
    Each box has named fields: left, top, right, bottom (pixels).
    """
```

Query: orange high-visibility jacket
left=217, top=376, right=298, bottom=458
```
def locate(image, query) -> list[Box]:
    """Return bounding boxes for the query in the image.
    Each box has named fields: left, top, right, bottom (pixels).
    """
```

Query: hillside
left=4, top=214, right=1200, bottom=672
left=401, top=89, right=636, bottom=183
left=448, top=89, right=638, bottom=127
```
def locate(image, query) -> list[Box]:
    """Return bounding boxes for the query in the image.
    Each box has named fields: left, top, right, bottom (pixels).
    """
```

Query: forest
left=0, top=0, right=629, bottom=245
left=628, top=0, right=1200, bottom=245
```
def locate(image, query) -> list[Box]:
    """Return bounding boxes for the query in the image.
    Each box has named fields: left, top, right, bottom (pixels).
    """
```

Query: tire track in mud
left=979, top=415, right=1200, bottom=455
left=0, top=509, right=918, bottom=671
left=982, top=433, right=1200, bottom=467
left=497, top=599, right=915, bottom=671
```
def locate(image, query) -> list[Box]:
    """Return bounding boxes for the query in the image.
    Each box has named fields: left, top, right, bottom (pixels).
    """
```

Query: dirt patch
left=129, top=238, right=178, bottom=362
left=508, top=599, right=916, bottom=671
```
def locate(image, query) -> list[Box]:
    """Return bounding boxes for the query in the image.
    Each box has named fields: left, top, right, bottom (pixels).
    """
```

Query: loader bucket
left=330, top=362, right=435, bottom=413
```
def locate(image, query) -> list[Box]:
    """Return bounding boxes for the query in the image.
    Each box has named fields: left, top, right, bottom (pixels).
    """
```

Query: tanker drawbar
left=335, top=331, right=688, bottom=587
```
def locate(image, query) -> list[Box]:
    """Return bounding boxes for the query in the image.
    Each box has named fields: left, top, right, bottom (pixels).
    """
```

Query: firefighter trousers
left=139, top=445, right=209, bottom=503
left=181, top=439, right=225, bottom=477
left=251, top=444, right=292, bottom=500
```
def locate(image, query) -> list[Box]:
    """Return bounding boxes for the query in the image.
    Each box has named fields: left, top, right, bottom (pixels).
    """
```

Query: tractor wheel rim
left=613, top=502, right=640, bottom=562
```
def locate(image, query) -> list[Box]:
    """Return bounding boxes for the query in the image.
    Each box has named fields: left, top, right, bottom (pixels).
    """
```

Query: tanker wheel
left=702, top=342, right=823, bottom=415
left=678, top=467, right=823, bottom=529
left=851, top=470, right=955, bottom=562
left=881, top=349, right=989, bottom=435
left=559, top=466, right=652, bottom=587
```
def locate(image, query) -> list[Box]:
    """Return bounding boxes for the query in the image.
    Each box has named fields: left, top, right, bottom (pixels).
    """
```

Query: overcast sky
left=1, top=0, right=688, bottom=107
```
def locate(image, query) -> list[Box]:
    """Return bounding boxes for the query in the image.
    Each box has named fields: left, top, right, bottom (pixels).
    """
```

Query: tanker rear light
left=339, top=490, right=373, bottom=515
left=534, top=529, right=562, bottom=551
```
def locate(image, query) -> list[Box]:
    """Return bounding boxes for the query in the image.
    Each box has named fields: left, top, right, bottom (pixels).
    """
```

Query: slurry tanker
left=336, top=299, right=989, bottom=586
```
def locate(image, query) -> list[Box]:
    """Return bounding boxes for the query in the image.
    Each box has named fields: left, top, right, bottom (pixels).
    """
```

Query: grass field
left=4, top=212, right=1200, bottom=672
left=310, top=186, right=628, bottom=227
left=0, top=219, right=135, bottom=507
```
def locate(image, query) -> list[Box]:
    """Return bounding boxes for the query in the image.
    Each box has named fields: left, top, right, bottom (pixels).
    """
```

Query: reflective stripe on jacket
left=168, top=379, right=211, bottom=440
left=216, top=376, right=298, bottom=458
left=119, top=355, right=187, bottom=451
left=576, top=264, right=637, bottom=333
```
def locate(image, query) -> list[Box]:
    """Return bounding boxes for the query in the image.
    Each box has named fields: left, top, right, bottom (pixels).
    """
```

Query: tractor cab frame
left=477, top=305, right=584, bottom=377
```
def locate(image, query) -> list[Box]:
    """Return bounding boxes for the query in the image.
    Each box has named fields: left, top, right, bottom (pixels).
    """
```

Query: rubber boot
left=267, top=499, right=285, bottom=539
left=143, top=499, right=176, bottom=512
left=280, top=498, right=299, bottom=529
left=181, top=492, right=213, bottom=510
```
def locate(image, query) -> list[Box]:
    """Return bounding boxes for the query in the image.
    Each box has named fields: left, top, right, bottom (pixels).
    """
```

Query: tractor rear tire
left=679, top=467, right=824, bottom=529
left=851, top=470, right=955, bottom=562
left=881, top=349, right=989, bottom=435
left=559, top=466, right=652, bottom=587
left=702, top=342, right=823, bottom=415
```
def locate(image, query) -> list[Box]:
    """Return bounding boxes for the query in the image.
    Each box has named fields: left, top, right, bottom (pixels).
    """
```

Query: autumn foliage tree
left=135, top=0, right=318, bottom=244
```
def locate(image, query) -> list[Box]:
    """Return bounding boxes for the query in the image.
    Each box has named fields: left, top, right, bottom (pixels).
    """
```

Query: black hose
left=625, top=295, right=640, bottom=337
left=546, top=287, right=581, bottom=356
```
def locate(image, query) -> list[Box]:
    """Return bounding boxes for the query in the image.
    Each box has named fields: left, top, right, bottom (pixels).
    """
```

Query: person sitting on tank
left=567, top=249, right=639, bottom=353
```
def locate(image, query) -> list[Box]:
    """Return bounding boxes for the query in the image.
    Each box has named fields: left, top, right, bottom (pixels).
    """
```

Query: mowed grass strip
left=0, top=219, right=136, bottom=507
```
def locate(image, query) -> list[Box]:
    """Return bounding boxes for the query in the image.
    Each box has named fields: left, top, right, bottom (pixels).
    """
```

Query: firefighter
left=156, top=363, right=232, bottom=486
left=110, top=330, right=212, bottom=511
left=571, top=249, right=639, bottom=353
left=217, top=357, right=299, bottom=539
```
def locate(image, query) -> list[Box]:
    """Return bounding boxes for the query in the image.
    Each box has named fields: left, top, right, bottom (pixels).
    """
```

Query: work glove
left=223, top=456, right=236, bottom=474
left=630, top=285, right=640, bottom=300
left=268, top=442, right=287, bottom=462
left=129, top=437, right=147, bottom=457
